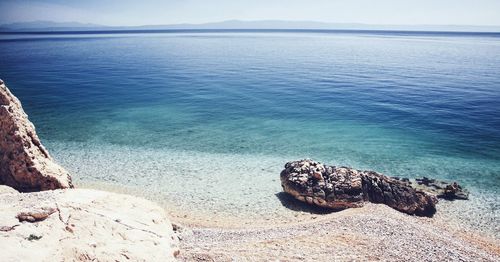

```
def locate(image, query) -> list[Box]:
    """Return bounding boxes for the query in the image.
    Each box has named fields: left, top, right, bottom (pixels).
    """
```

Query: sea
left=1, top=30, right=499, bottom=229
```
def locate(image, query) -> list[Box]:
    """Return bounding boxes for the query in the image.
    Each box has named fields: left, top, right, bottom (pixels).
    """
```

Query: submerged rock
left=280, top=159, right=438, bottom=217
left=413, top=177, right=469, bottom=200
left=0, top=79, right=73, bottom=192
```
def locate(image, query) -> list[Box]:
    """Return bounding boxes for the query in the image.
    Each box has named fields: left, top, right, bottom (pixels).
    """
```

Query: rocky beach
left=177, top=203, right=499, bottom=261
left=1, top=78, right=499, bottom=261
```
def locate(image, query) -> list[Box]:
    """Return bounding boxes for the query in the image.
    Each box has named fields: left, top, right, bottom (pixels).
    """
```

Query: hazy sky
left=1, top=0, right=499, bottom=26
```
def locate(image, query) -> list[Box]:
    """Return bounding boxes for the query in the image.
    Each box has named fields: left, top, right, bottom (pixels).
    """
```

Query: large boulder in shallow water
left=280, top=159, right=438, bottom=217
left=0, top=79, right=73, bottom=192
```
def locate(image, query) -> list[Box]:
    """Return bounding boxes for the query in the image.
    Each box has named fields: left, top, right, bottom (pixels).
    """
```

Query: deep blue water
left=1, top=31, right=499, bottom=200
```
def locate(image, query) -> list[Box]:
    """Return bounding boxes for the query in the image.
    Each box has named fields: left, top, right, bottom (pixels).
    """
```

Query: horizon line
left=2, top=19, right=500, bottom=29
left=1, top=29, right=500, bottom=36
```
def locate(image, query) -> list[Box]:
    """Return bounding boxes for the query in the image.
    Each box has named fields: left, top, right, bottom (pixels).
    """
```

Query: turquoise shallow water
left=0, top=31, right=499, bottom=221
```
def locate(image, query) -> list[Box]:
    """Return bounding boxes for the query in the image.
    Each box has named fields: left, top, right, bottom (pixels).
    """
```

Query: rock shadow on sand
left=275, top=192, right=344, bottom=215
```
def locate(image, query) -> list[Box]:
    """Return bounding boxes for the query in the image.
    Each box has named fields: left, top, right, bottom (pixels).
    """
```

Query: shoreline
left=3, top=173, right=498, bottom=261
left=73, top=180, right=500, bottom=260
left=47, top=141, right=499, bottom=233
left=36, top=136, right=500, bottom=260
left=77, top=180, right=499, bottom=244
left=77, top=179, right=499, bottom=234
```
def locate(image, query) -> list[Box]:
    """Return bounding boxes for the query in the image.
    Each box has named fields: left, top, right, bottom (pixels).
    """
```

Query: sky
left=1, top=0, right=500, bottom=26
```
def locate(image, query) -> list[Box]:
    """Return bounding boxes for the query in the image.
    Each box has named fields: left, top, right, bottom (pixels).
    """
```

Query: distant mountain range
left=0, top=21, right=102, bottom=31
left=1, top=20, right=500, bottom=32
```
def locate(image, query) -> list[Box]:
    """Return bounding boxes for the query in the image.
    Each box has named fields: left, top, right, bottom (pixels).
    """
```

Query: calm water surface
left=1, top=31, right=499, bottom=219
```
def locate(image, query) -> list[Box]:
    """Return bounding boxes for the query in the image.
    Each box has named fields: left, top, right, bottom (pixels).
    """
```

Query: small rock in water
left=414, top=177, right=469, bottom=200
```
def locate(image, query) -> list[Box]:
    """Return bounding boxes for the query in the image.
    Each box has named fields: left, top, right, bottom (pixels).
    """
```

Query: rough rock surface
left=0, top=188, right=179, bottom=261
left=280, top=159, right=438, bottom=216
left=0, top=80, right=72, bottom=192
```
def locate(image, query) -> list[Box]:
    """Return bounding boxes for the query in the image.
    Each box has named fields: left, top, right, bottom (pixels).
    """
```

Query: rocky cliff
left=0, top=79, right=72, bottom=192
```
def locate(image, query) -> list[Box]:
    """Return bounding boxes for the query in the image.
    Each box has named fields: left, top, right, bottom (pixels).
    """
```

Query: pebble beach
left=176, top=203, right=499, bottom=261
